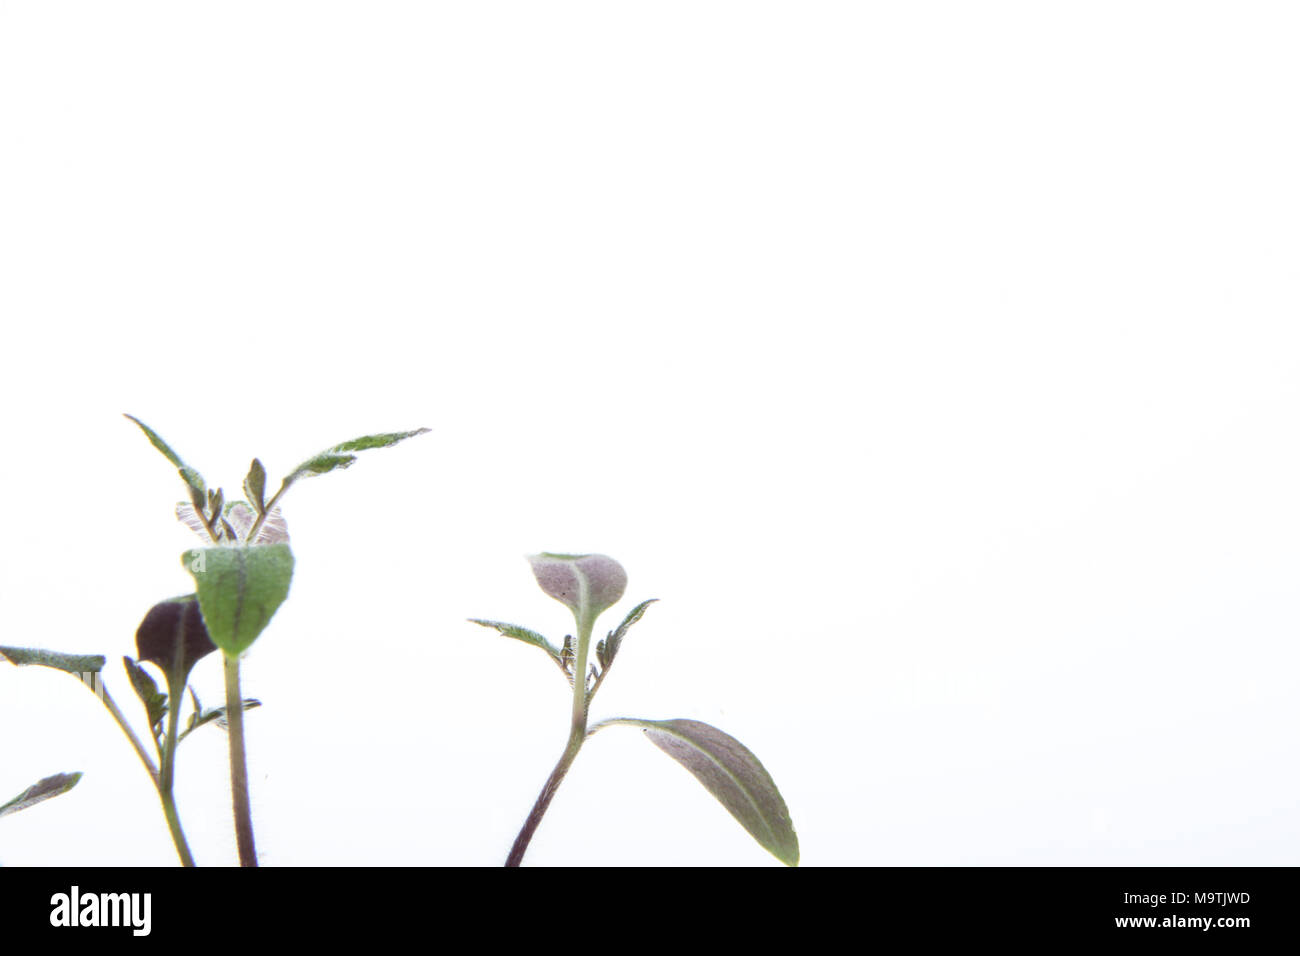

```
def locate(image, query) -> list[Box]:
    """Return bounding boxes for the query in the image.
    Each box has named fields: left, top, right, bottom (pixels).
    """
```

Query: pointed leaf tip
left=0, top=772, right=84, bottom=819
left=124, top=415, right=207, bottom=497
left=630, top=718, right=799, bottom=866
left=282, top=428, right=429, bottom=487
left=244, top=459, right=267, bottom=513
left=469, top=619, right=563, bottom=666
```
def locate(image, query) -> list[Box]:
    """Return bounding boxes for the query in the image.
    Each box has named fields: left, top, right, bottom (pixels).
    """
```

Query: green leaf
left=124, top=414, right=207, bottom=500
left=124, top=414, right=186, bottom=469
left=602, top=717, right=799, bottom=866
left=329, top=429, right=431, bottom=453
left=244, top=459, right=267, bottom=513
left=183, top=544, right=295, bottom=656
left=123, top=657, right=167, bottom=735
left=0, top=645, right=106, bottom=676
left=468, top=619, right=562, bottom=664
left=178, top=698, right=262, bottom=744
left=0, top=772, right=83, bottom=819
left=285, top=452, right=357, bottom=483
left=281, top=428, right=430, bottom=487
left=603, top=598, right=656, bottom=668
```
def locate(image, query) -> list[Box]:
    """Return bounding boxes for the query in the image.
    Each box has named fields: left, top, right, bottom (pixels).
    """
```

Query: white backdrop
left=1, top=2, right=1297, bottom=867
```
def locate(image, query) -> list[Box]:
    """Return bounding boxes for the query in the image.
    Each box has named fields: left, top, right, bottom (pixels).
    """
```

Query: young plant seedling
left=1, top=416, right=427, bottom=866
left=473, top=553, right=799, bottom=866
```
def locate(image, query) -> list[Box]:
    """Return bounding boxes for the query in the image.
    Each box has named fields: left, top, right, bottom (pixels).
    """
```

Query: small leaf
left=124, top=414, right=207, bottom=500
left=0, top=772, right=83, bottom=819
left=213, top=698, right=262, bottom=730
left=123, top=657, right=167, bottom=735
left=282, top=428, right=429, bottom=487
left=244, top=459, right=267, bottom=513
left=0, top=646, right=106, bottom=676
left=468, top=619, right=562, bottom=664
left=603, top=598, right=657, bottom=667
left=124, top=414, right=187, bottom=469
left=625, top=718, right=799, bottom=866
left=184, top=543, right=295, bottom=656
left=178, top=698, right=262, bottom=743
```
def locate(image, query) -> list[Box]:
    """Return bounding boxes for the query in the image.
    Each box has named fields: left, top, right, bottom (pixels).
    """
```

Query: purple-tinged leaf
left=594, top=717, right=799, bottom=866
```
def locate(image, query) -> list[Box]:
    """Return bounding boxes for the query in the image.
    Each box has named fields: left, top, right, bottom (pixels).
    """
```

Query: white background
left=1, top=2, right=1297, bottom=867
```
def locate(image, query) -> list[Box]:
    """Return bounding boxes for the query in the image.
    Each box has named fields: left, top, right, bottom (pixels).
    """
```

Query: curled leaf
left=528, top=553, right=628, bottom=630
left=123, top=656, right=168, bottom=736
left=244, top=458, right=267, bottom=514
left=135, top=595, right=217, bottom=691
left=178, top=698, right=262, bottom=743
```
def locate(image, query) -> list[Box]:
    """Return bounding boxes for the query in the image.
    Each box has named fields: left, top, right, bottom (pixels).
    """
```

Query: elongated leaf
left=603, top=598, right=657, bottom=668
left=612, top=718, right=798, bottom=866
left=468, top=618, right=562, bottom=664
left=0, top=646, right=105, bottom=675
left=124, top=414, right=186, bottom=469
left=123, top=657, right=167, bottom=735
left=184, top=543, right=294, bottom=656
left=124, top=414, right=207, bottom=499
left=329, top=429, right=431, bottom=453
left=178, top=698, right=262, bottom=743
left=282, top=428, right=430, bottom=486
left=0, top=772, right=83, bottom=819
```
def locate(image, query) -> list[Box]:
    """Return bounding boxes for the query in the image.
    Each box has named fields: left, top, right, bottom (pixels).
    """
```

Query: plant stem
left=506, top=613, right=595, bottom=867
left=99, top=685, right=196, bottom=866
left=157, top=684, right=196, bottom=867
left=97, top=687, right=159, bottom=785
left=223, top=653, right=258, bottom=867
left=505, top=723, right=585, bottom=867
left=158, top=789, right=196, bottom=867
left=244, top=484, right=286, bottom=544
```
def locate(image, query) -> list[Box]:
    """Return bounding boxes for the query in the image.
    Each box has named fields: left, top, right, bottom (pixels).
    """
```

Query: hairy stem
left=244, top=483, right=286, bottom=544
left=505, top=724, right=585, bottom=867
left=98, top=687, right=159, bottom=785
left=99, top=685, right=196, bottom=865
left=224, top=654, right=258, bottom=867
left=506, top=612, right=595, bottom=867
left=157, top=684, right=195, bottom=867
